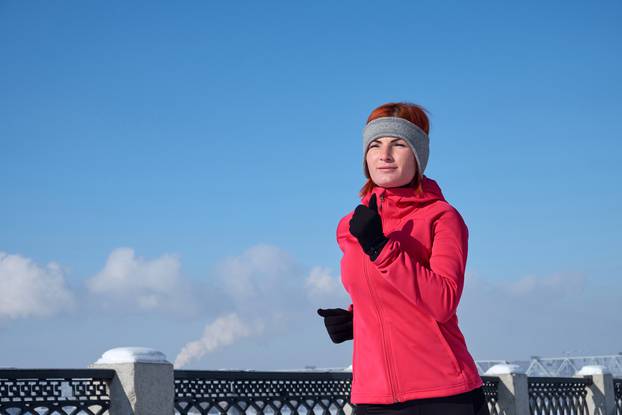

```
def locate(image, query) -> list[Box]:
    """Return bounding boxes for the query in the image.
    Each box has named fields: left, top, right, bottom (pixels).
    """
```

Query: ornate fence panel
left=0, top=369, right=115, bottom=415
left=481, top=376, right=500, bottom=415
left=175, top=371, right=501, bottom=415
left=527, top=376, right=592, bottom=415
left=175, top=370, right=353, bottom=415
left=614, top=378, right=621, bottom=415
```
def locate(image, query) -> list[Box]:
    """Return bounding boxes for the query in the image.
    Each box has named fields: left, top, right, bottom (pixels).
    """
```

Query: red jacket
left=337, top=176, right=483, bottom=404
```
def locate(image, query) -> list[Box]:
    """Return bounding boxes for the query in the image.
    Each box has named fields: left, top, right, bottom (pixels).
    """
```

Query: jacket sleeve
left=337, top=216, right=355, bottom=314
left=371, top=208, right=469, bottom=323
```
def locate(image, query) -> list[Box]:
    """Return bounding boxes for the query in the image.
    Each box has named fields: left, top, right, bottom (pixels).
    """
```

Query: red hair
left=360, top=102, right=430, bottom=198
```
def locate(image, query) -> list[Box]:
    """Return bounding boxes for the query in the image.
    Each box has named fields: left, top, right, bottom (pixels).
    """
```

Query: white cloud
left=305, top=266, right=344, bottom=300
left=86, top=247, right=197, bottom=314
left=176, top=244, right=351, bottom=368
left=503, top=272, right=584, bottom=297
left=0, top=252, right=74, bottom=319
left=216, top=244, right=350, bottom=307
left=216, top=244, right=303, bottom=308
left=174, top=313, right=263, bottom=368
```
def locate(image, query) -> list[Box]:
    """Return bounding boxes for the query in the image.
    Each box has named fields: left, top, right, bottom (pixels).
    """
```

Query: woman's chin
left=373, top=178, right=409, bottom=188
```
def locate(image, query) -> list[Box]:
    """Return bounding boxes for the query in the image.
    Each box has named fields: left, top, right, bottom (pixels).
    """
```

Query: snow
left=94, top=347, right=169, bottom=364
left=484, top=363, right=525, bottom=375
left=575, top=365, right=610, bottom=375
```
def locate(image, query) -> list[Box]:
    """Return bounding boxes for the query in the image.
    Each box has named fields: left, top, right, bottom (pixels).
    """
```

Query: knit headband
left=362, top=116, right=430, bottom=176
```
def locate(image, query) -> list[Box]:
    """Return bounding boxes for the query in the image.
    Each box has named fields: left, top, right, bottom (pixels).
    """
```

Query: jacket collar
left=361, top=175, right=446, bottom=208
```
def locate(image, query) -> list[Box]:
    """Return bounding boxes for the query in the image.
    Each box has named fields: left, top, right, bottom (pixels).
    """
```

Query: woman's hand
left=317, top=308, right=353, bottom=343
left=349, top=194, right=389, bottom=261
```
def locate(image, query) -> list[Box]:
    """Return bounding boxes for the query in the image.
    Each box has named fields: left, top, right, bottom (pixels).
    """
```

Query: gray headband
left=362, top=116, right=429, bottom=176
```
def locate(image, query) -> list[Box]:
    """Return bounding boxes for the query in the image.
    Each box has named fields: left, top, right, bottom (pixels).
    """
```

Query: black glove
left=317, top=308, right=353, bottom=343
left=349, top=194, right=389, bottom=261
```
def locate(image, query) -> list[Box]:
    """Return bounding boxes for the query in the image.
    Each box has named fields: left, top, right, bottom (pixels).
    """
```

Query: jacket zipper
left=362, top=191, right=399, bottom=402
left=362, top=258, right=398, bottom=402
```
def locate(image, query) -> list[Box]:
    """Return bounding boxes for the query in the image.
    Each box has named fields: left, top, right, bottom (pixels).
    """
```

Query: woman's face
left=365, top=137, right=417, bottom=188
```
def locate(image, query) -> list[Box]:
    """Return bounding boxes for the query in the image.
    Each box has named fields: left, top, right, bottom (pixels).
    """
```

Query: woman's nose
left=380, top=147, right=393, bottom=162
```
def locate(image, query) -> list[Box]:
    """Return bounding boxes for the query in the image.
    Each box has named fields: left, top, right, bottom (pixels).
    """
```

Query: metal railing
left=0, top=368, right=115, bottom=415
left=175, top=371, right=502, bottom=415
left=481, top=375, right=500, bottom=415
left=1, top=367, right=611, bottom=415
left=527, top=376, right=592, bottom=415
left=174, top=370, right=352, bottom=415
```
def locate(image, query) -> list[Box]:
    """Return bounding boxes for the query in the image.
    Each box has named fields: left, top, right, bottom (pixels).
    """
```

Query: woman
left=318, top=102, right=489, bottom=415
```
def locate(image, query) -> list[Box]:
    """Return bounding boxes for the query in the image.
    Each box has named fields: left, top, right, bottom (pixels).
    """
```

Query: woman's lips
left=378, top=167, right=397, bottom=171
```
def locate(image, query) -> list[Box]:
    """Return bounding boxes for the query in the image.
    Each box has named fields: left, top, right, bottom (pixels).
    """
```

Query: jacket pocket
left=432, top=321, right=462, bottom=374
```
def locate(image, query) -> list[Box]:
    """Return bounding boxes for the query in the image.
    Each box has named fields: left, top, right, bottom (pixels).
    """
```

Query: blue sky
left=1, top=1, right=621, bottom=369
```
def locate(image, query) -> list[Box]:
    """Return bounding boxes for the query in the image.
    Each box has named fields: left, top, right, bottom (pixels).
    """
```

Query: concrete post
left=90, top=347, right=174, bottom=415
left=485, top=363, right=530, bottom=415
left=575, top=365, right=616, bottom=415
